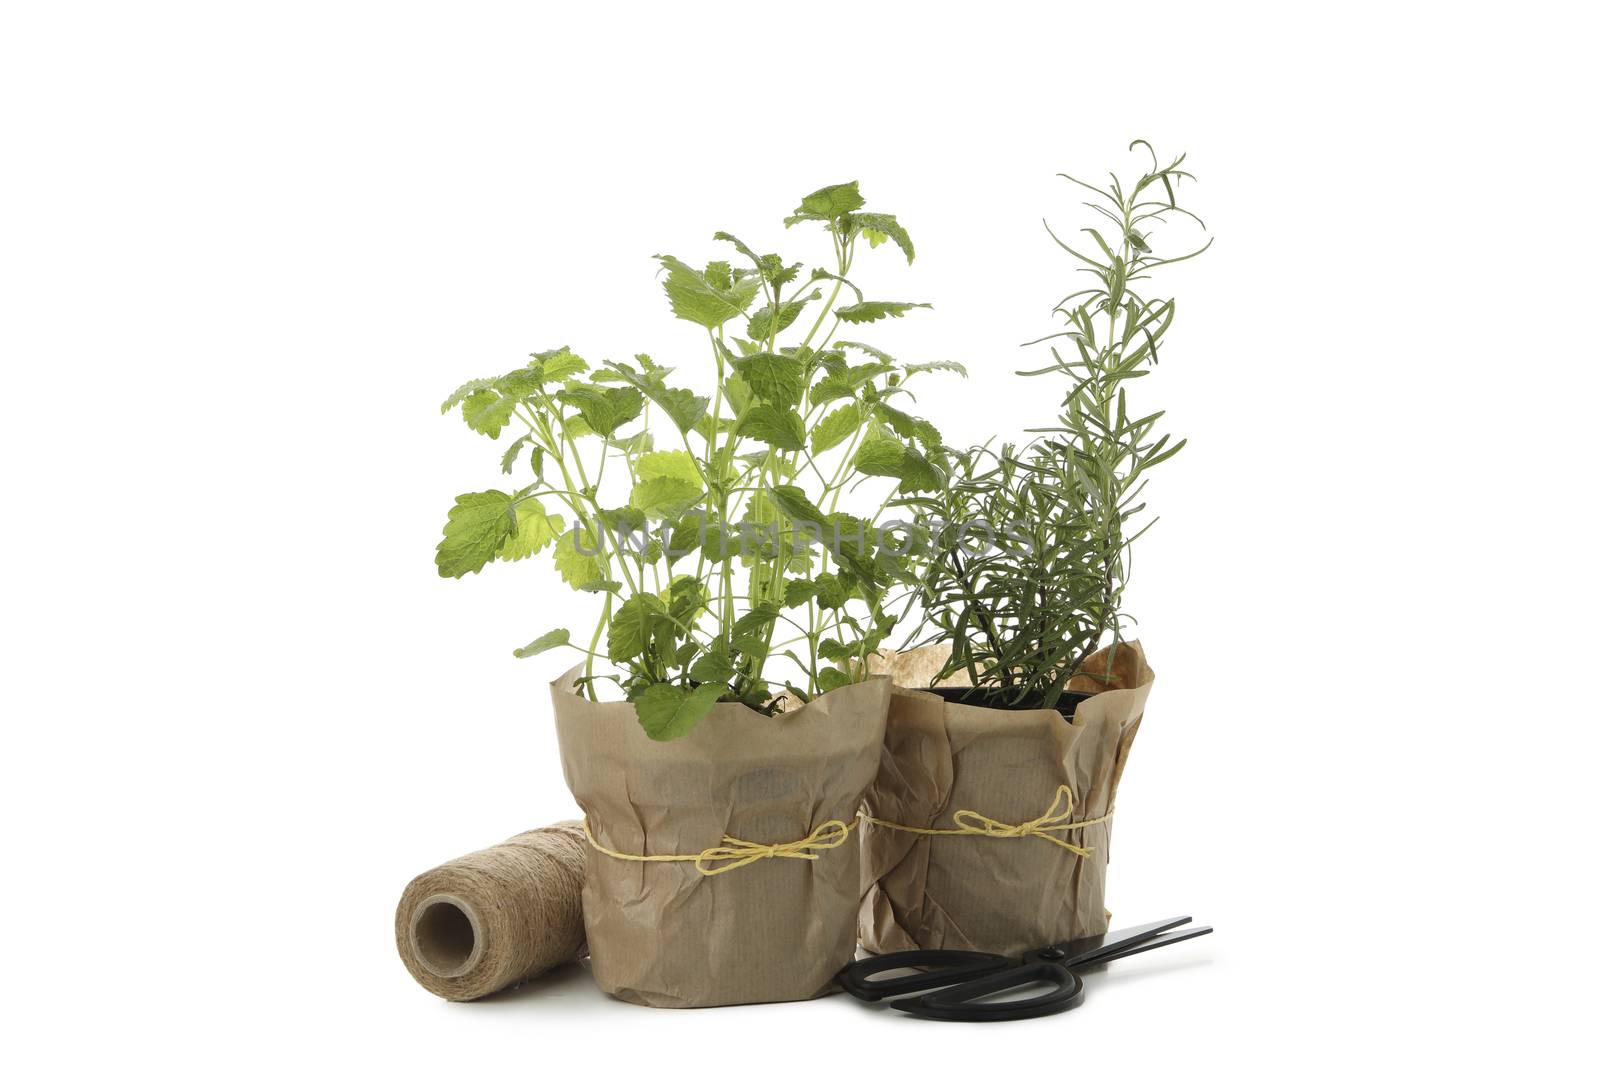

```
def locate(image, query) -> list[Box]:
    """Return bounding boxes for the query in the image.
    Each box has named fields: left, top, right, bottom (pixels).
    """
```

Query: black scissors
left=837, top=916, right=1212, bottom=1021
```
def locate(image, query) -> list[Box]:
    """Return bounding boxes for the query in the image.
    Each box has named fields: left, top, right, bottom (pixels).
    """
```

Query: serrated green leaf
left=636, top=450, right=703, bottom=487
left=536, top=349, right=589, bottom=382
left=655, top=254, right=759, bottom=328
left=897, top=447, right=941, bottom=492
left=815, top=573, right=850, bottom=610
left=461, top=389, right=517, bottom=439
left=783, top=579, right=817, bottom=609
left=855, top=437, right=906, bottom=476
left=849, top=212, right=915, bottom=264
left=809, top=375, right=854, bottom=406
left=817, top=667, right=854, bottom=692
left=834, top=301, right=932, bottom=324
left=442, top=378, right=496, bottom=414
left=817, top=638, right=852, bottom=661
left=737, top=406, right=807, bottom=451
left=810, top=403, right=861, bottom=454
left=630, top=476, right=702, bottom=518
left=608, top=592, right=666, bottom=662
left=580, top=579, right=623, bottom=594
left=553, top=527, right=603, bottom=589
left=512, top=628, right=570, bottom=659
left=737, top=354, right=805, bottom=408
left=793, top=181, right=865, bottom=221
left=767, top=484, right=827, bottom=527
left=500, top=434, right=531, bottom=474
left=666, top=575, right=709, bottom=625
left=559, top=384, right=644, bottom=438
left=734, top=604, right=779, bottom=637
left=601, top=360, right=709, bottom=433
left=747, top=291, right=819, bottom=341
left=688, top=650, right=734, bottom=685
left=905, top=360, right=968, bottom=378
left=634, top=682, right=728, bottom=741
left=436, top=490, right=516, bottom=578
left=879, top=404, right=943, bottom=449
left=497, top=498, right=565, bottom=561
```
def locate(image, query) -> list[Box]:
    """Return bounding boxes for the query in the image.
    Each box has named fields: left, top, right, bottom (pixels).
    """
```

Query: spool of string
left=395, top=821, right=587, bottom=1001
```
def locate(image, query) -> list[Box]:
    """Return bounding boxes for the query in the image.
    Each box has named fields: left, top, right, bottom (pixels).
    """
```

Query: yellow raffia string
left=584, top=816, right=859, bottom=876
left=861, top=785, right=1110, bottom=858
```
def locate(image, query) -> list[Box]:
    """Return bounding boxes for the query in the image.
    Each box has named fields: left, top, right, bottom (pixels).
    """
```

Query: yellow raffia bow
left=584, top=816, right=858, bottom=877
left=862, top=785, right=1110, bottom=858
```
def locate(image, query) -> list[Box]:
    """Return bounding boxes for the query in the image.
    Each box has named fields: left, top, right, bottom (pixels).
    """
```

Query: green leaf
left=809, top=375, right=854, bottom=406
left=688, top=650, right=734, bottom=685
left=494, top=367, right=543, bottom=400
left=817, top=637, right=852, bottom=661
left=655, top=254, right=759, bottom=328
left=602, top=360, right=709, bottom=434
left=905, top=360, right=968, bottom=378
left=512, top=628, right=570, bottom=659
left=849, top=212, right=915, bottom=263
left=834, top=301, right=932, bottom=324
left=442, top=378, right=495, bottom=414
left=897, top=447, right=942, bottom=492
left=552, top=527, right=603, bottom=589
left=636, top=450, right=703, bottom=487
left=737, top=406, right=807, bottom=451
left=634, top=682, right=728, bottom=741
left=789, top=181, right=865, bottom=223
left=818, top=667, right=854, bottom=692
left=767, top=484, right=827, bottom=527
left=559, top=384, right=644, bottom=437
left=461, top=389, right=517, bottom=439
left=497, top=498, right=565, bottom=561
left=536, top=349, right=589, bottom=382
left=733, top=604, right=779, bottom=637
left=783, top=579, right=817, bottom=609
left=855, top=437, right=906, bottom=476
left=608, top=592, right=666, bottom=662
left=435, top=490, right=516, bottom=578
left=747, top=291, right=819, bottom=341
left=814, top=572, right=850, bottom=610
left=880, top=404, right=943, bottom=448
left=499, top=434, right=532, bottom=474
left=737, top=354, right=806, bottom=408
left=630, top=476, right=702, bottom=518
left=810, top=403, right=861, bottom=454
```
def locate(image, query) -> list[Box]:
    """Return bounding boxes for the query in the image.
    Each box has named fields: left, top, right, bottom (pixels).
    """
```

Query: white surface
left=2, top=2, right=1595, bottom=1063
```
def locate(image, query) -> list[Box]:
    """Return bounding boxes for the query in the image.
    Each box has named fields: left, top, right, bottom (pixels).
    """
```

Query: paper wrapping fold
left=859, top=643, right=1152, bottom=956
left=551, top=667, right=889, bottom=1007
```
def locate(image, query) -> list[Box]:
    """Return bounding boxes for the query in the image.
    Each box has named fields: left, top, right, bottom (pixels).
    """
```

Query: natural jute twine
left=861, top=785, right=1111, bottom=857
left=395, top=822, right=587, bottom=1001
left=584, top=816, right=859, bottom=876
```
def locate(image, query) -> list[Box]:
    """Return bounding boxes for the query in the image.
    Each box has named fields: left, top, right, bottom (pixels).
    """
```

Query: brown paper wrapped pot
left=859, top=643, right=1152, bottom=957
left=551, top=667, right=889, bottom=1007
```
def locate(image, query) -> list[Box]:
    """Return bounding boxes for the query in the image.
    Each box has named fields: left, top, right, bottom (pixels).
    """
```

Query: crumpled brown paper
left=858, top=643, right=1152, bottom=956
left=551, top=667, right=889, bottom=1007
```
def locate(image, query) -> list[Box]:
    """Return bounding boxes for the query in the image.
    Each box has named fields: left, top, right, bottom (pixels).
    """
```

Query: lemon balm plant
left=435, top=182, right=958, bottom=739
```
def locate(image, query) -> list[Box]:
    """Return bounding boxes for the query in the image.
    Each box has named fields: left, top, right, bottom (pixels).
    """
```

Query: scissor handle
left=837, top=948, right=1011, bottom=1001
left=893, top=960, right=1085, bottom=1022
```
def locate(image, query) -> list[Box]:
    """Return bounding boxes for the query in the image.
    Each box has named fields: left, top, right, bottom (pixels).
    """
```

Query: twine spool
left=395, top=821, right=587, bottom=1001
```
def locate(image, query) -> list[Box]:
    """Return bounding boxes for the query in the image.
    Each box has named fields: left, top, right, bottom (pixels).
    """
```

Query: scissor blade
left=1058, top=915, right=1193, bottom=968
left=1082, top=924, right=1213, bottom=966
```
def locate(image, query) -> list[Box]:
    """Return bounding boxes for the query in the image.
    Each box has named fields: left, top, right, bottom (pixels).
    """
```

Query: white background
left=3, top=2, right=1596, bottom=1063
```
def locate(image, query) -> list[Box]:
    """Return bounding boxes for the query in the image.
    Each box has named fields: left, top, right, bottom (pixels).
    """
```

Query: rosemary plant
left=899, top=142, right=1209, bottom=708
left=435, top=182, right=960, bottom=738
